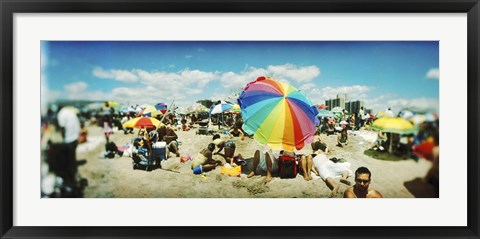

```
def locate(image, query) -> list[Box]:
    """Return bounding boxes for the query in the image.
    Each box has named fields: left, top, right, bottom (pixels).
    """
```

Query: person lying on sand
left=311, top=153, right=352, bottom=197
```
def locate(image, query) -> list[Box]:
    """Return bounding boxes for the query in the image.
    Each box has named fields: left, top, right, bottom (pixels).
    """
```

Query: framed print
left=1, top=0, right=479, bottom=238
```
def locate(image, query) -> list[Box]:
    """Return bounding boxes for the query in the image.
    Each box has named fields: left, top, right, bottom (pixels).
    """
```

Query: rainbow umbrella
left=237, top=76, right=318, bottom=151
left=123, top=116, right=161, bottom=129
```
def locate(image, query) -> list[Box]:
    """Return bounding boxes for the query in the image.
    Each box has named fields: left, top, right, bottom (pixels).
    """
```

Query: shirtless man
left=344, top=167, right=383, bottom=198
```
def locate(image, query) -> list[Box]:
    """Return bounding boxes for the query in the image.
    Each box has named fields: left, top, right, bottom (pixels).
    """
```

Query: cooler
left=152, top=142, right=167, bottom=162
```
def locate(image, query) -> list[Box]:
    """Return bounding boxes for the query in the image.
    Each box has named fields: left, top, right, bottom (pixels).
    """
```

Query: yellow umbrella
left=372, top=117, right=416, bottom=134
left=108, top=101, right=121, bottom=107
left=372, top=117, right=417, bottom=153
left=123, top=116, right=161, bottom=129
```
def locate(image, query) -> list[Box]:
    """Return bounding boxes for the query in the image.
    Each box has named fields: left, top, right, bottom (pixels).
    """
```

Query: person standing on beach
left=56, top=106, right=81, bottom=187
left=344, top=166, right=383, bottom=198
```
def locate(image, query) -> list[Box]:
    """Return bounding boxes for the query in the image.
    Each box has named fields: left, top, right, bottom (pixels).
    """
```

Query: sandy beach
left=75, top=122, right=436, bottom=198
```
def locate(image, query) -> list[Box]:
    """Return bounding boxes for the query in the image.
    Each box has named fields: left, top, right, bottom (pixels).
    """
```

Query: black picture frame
left=1, top=0, right=479, bottom=238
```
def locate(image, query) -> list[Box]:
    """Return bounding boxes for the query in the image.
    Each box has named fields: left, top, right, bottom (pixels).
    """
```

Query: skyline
left=41, top=41, right=439, bottom=114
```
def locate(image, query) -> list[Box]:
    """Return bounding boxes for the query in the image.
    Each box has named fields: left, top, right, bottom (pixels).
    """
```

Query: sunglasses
left=356, top=179, right=370, bottom=184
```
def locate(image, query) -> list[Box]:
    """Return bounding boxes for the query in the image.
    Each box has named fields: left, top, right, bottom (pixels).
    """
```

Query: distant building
left=325, top=94, right=347, bottom=109
left=325, top=93, right=365, bottom=115
left=345, top=100, right=364, bottom=116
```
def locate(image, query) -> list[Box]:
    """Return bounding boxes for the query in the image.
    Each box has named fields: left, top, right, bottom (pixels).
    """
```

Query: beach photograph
left=40, top=41, right=439, bottom=198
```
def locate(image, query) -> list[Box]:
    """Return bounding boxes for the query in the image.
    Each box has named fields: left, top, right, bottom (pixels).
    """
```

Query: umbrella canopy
left=317, top=105, right=329, bottom=110
left=317, top=109, right=335, bottom=118
left=123, top=116, right=161, bottom=129
left=375, top=111, right=389, bottom=119
left=331, top=106, right=344, bottom=113
left=210, top=101, right=235, bottom=115
left=154, top=103, right=169, bottom=114
left=226, top=104, right=241, bottom=113
left=108, top=101, right=121, bottom=107
left=371, top=117, right=417, bottom=135
left=141, top=106, right=162, bottom=117
left=237, top=76, right=318, bottom=151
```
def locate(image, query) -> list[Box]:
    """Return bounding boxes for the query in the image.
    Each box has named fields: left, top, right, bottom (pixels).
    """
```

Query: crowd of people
left=41, top=101, right=439, bottom=198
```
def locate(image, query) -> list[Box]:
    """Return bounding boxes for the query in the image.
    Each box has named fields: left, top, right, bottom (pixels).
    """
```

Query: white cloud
left=93, top=67, right=139, bottom=83
left=267, top=64, right=320, bottom=83
left=185, top=55, right=193, bottom=59
left=307, top=85, right=374, bottom=105
left=218, top=64, right=320, bottom=90
left=426, top=68, right=439, bottom=80
left=64, top=81, right=88, bottom=93
left=86, top=64, right=321, bottom=108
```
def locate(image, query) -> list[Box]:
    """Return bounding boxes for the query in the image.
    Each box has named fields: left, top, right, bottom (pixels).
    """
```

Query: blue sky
left=41, top=41, right=439, bottom=114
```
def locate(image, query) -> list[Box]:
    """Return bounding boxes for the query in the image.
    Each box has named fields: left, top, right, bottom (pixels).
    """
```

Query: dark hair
left=212, top=134, right=221, bottom=141
left=355, top=166, right=371, bottom=179
left=207, top=143, right=216, bottom=152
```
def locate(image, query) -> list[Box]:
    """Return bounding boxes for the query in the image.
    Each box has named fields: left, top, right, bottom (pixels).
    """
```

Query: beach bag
left=278, top=155, right=297, bottom=179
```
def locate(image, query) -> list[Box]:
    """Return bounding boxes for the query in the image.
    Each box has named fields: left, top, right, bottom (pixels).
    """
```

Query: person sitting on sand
left=228, top=125, right=244, bottom=138
left=311, top=153, right=352, bottom=197
left=298, top=153, right=313, bottom=181
left=157, top=124, right=180, bottom=158
left=372, top=130, right=387, bottom=151
left=344, top=166, right=383, bottom=198
left=337, top=125, right=349, bottom=147
left=247, top=150, right=283, bottom=184
left=191, top=143, right=222, bottom=173
left=181, top=118, right=190, bottom=131
left=311, top=130, right=329, bottom=153
left=212, top=134, right=237, bottom=165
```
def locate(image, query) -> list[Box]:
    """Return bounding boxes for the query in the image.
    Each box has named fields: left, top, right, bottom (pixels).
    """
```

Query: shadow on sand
left=364, top=149, right=406, bottom=161
left=403, top=177, right=438, bottom=198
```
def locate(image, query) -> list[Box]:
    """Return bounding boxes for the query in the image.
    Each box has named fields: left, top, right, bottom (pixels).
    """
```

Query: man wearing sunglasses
left=344, top=167, right=383, bottom=198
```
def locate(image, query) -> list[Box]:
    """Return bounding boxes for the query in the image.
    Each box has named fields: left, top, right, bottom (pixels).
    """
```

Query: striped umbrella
left=123, top=116, right=161, bottom=129
left=237, top=76, right=318, bottom=151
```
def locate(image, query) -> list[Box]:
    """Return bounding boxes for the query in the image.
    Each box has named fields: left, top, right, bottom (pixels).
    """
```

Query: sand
left=74, top=122, right=436, bottom=198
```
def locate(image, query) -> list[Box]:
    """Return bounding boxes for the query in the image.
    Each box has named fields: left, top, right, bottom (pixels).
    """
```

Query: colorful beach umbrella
left=237, top=76, right=319, bottom=151
left=154, top=103, right=169, bottom=114
left=372, top=117, right=417, bottom=135
left=123, top=116, right=161, bottom=129
left=141, top=106, right=162, bottom=117
left=317, top=105, right=329, bottom=110
left=372, top=117, right=417, bottom=153
left=317, top=109, right=335, bottom=118
left=210, top=101, right=235, bottom=115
